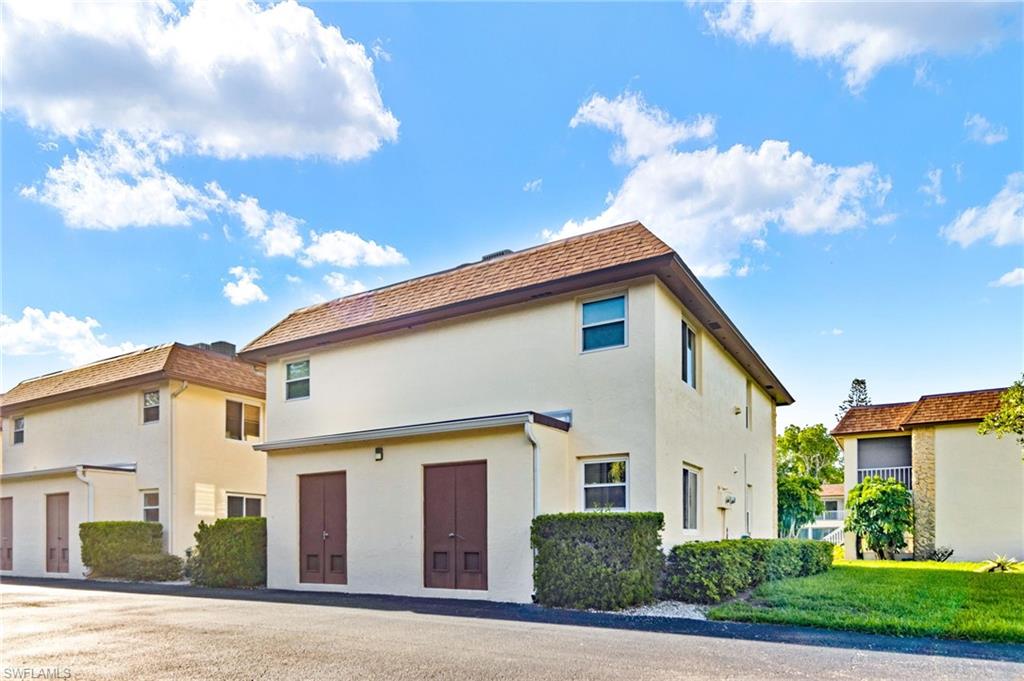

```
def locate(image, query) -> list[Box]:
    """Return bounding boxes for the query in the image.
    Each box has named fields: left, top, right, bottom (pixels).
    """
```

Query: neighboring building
left=796, top=483, right=845, bottom=545
left=240, top=221, right=794, bottom=603
left=0, top=343, right=266, bottom=578
left=832, top=388, right=1022, bottom=562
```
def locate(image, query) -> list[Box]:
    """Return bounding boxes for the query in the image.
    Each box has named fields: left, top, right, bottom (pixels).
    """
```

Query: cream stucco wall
left=266, top=426, right=552, bottom=602
left=933, top=425, right=1023, bottom=561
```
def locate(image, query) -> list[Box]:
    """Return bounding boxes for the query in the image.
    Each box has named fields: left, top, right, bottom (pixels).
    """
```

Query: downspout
left=75, top=466, right=94, bottom=522
left=525, top=419, right=540, bottom=518
left=168, top=381, right=190, bottom=554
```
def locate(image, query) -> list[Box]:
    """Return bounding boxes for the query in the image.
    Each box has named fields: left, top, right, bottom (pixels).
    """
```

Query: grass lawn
left=708, top=560, right=1024, bottom=644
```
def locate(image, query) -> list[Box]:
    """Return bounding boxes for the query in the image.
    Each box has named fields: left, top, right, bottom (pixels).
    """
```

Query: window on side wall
left=227, top=495, right=263, bottom=518
left=285, top=359, right=310, bottom=400
left=682, top=321, right=697, bottom=389
left=682, top=465, right=700, bottom=530
left=582, top=459, right=628, bottom=511
left=142, top=390, right=160, bottom=423
left=12, top=417, right=24, bottom=445
left=226, top=401, right=262, bottom=442
left=581, top=295, right=626, bottom=352
left=142, top=491, right=159, bottom=523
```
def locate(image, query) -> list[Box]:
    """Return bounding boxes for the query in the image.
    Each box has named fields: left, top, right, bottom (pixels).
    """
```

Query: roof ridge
left=917, top=387, right=1007, bottom=399
left=10, top=344, right=171, bottom=388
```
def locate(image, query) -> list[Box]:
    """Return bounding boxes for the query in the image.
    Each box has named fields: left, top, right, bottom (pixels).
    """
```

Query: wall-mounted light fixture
left=374, top=446, right=384, bottom=462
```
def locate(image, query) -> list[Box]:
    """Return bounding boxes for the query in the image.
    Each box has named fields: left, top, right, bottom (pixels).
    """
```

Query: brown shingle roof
left=831, top=388, right=1006, bottom=436
left=244, top=221, right=672, bottom=354
left=1, top=344, right=265, bottom=414
left=820, top=483, right=845, bottom=498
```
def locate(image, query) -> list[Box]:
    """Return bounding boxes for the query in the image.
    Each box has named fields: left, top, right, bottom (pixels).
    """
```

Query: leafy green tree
left=978, top=376, right=1024, bottom=446
left=844, top=476, right=913, bottom=560
left=777, top=424, right=843, bottom=483
left=836, top=378, right=871, bottom=422
left=777, top=474, right=824, bottom=538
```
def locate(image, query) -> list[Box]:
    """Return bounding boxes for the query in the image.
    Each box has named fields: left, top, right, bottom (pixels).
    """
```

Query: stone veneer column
left=911, top=427, right=936, bottom=560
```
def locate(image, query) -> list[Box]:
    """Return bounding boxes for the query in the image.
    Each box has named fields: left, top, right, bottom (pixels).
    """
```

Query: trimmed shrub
left=531, top=512, right=664, bottom=610
left=191, top=517, right=266, bottom=588
left=124, top=553, right=184, bottom=582
left=80, top=521, right=162, bottom=577
left=664, top=538, right=832, bottom=604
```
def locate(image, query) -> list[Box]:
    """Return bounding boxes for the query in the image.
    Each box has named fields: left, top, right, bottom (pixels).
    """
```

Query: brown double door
left=1, top=497, right=12, bottom=571
left=46, top=493, right=69, bottom=573
left=299, top=472, right=347, bottom=584
left=424, top=461, right=487, bottom=590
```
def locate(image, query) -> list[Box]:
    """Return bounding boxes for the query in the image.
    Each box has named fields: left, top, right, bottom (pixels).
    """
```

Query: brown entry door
left=299, top=472, right=347, bottom=584
left=0, top=497, right=12, bottom=571
left=424, top=462, right=487, bottom=590
left=46, top=493, right=69, bottom=573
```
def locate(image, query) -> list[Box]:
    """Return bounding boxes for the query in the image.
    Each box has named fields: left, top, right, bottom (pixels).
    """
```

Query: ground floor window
left=582, top=458, right=628, bottom=511
left=682, top=465, right=700, bottom=530
left=227, top=495, right=263, bottom=518
left=142, top=490, right=159, bottom=522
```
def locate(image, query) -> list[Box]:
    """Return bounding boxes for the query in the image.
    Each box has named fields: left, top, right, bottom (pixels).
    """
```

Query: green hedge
left=190, top=517, right=266, bottom=588
left=663, top=538, right=833, bottom=603
left=80, top=521, right=162, bottom=577
left=531, top=512, right=664, bottom=610
left=124, top=553, right=183, bottom=581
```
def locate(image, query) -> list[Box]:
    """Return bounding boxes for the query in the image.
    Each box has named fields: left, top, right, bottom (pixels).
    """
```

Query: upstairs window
left=12, top=417, right=24, bottom=445
left=142, top=491, right=159, bottom=523
left=682, top=321, right=697, bottom=389
left=227, top=495, right=263, bottom=518
left=143, top=390, right=160, bottom=423
left=285, top=359, right=310, bottom=400
left=581, top=295, right=626, bottom=352
left=582, top=459, right=628, bottom=511
left=226, top=401, right=261, bottom=442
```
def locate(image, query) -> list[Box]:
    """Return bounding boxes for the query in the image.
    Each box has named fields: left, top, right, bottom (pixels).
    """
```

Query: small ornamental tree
left=777, top=474, right=824, bottom=538
left=844, top=476, right=913, bottom=560
left=978, top=376, right=1024, bottom=447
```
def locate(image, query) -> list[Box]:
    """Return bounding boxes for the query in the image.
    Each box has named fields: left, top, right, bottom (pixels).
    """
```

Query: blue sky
left=2, top=1, right=1022, bottom=429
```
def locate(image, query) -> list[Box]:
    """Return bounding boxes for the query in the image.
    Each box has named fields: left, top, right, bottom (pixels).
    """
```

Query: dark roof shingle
left=831, top=388, right=1006, bottom=436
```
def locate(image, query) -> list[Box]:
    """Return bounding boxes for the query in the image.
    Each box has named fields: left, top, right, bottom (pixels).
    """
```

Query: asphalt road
left=1, top=583, right=1022, bottom=680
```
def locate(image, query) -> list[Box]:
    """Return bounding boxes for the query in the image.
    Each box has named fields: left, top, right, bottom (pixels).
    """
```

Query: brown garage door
left=424, top=461, right=487, bottom=590
left=46, top=493, right=69, bottom=573
left=299, top=472, right=347, bottom=584
left=0, top=497, right=12, bottom=571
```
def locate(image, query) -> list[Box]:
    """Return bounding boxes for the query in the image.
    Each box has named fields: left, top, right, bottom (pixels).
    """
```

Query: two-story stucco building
left=240, top=221, right=793, bottom=603
left=832, top=387, right=1023, bottom=562
left=0, top=342, right=266, bottom=578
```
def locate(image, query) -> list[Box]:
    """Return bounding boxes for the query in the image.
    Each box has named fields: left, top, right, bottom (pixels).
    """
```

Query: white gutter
left=167, top=381, right=190, bottom=553
left=75, top=466, right=94, bottom=523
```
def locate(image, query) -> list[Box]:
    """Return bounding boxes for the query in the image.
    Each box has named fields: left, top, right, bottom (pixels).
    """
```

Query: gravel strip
left=600, top=601, right=708, bottom=620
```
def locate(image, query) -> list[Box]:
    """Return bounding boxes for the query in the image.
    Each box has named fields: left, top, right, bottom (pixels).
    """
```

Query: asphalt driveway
left=2, top=581, right=1022, bottom=680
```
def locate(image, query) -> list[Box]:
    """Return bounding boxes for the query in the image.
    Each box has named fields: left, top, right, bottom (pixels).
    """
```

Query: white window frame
left=12, top=417, right=24, bottom=446
left=225, top=399, right=262, bottom=442
left=579, top=456, right=629, bottom=512
left=579, top=293, right=628, bottom=354
left=284, top=358, right=311, bottom=401
left=226, top=493, right=264, bottom=518
left=682, top=320, right=698, bottom=389
left=141, top=490, right=160, bottom=523
left=142, top=390, right=160, bottom=424
left=682, top=464, right=701, bottom=532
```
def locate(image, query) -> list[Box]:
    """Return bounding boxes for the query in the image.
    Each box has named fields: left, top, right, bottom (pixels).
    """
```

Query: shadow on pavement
left=4, top=576, right=1022, bottom=664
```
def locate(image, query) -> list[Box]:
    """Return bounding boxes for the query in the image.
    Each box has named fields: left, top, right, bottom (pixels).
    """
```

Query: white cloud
left=702, top=1, right=1019, bottom=92
left=302, top=230, right=407, bottom=268
left=820, top=328, right=844, bottom=336
left=964, top=113, right=1008, bottom=145
left=224, top=193, right=304, bottom=258
left=990, top=268, right=1024, bottom=288
left=37, top=141, right=58, bottom=151
left=0, top=307, right=143, bottom=366
left=523, top=178, right=543, bottom=193
left=919, top=168, right=946, bottom=205
left=222, top=266, right=268, bottom=305
left=551, top=93, right=890, bottom=277
left=1, top=0, right=398, bottom=160
left=952, top=162, right=964, bottom=182
left=323, top=272, right=368, bottom=297
left=285, top=274, right=302, bottom=284
left=371, top=38, right=392, bottom=63
left=570, top=93, right=715, bottom=164
left=941, top=172, right=1024, bottom=247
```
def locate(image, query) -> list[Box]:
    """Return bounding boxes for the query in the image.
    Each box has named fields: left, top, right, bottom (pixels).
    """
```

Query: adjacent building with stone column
left=832, top=387, right=1022, bottom=562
